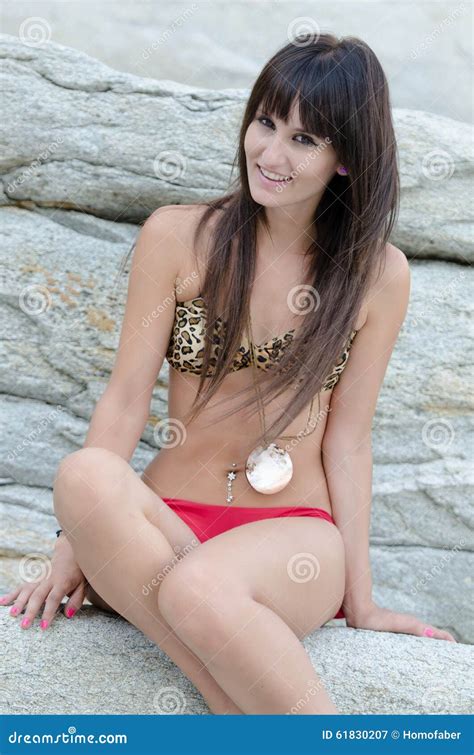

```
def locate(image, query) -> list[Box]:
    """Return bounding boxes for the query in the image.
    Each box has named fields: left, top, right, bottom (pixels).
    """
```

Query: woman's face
left=244, top=100, right=342, bottom=208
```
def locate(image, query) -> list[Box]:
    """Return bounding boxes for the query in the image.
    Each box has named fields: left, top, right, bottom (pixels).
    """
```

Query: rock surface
left=1, top=607, right=472, bottom=715
left=1, top=206, right=472, bottom=641
left=1, top=1, right=472, bottom=121
left=0, top=34, right=473, bottom=260
left=0, top=36, right=472, bottom=651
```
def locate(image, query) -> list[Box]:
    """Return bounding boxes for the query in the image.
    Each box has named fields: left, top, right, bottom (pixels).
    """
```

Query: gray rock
left=0, top=34, right=472, bottom=260
left=0, top=37, right=472, bottom=650
left=1, top=1, right=472, bottom=123
left=1, top=607, right=472, bottom=714
left=1, top=203, right=472, bottom=642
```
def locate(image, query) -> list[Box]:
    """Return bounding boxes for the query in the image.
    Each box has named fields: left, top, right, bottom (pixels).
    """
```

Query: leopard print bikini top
left=165, top=295, right=358, bottom=391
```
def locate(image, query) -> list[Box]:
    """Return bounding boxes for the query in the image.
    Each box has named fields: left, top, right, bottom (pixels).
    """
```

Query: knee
left=158, top=560, right=244, bottom=653
left=157, top=559, right=214, bottom=625
left=53, top=447, right=120, bottom=519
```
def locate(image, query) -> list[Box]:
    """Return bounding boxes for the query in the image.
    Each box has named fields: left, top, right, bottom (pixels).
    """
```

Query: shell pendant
left=245, top=443, right=293, bottom=495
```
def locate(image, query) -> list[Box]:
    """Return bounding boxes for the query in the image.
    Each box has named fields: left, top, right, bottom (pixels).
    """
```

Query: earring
left=338, top=166, right=348, bottom=175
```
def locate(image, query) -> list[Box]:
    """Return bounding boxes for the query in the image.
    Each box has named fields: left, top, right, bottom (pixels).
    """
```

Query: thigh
left=85, top=583, right=119, bottom=615
left=159, top=515, right=346, bottom=640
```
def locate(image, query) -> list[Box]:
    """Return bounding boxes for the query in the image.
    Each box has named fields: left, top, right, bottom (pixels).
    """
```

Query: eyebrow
left=257, top=109, right=318, bottom=136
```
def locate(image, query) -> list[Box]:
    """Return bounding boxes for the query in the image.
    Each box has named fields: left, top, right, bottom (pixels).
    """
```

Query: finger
left=8, top=586, right=38, bottom=617
left=20, top=583, right=54, bottom=629
left=64, top=582, right=87, bottom=619
left=40, top=589, right=69, bottom=630
left=0, top=586, right=23, bottom=606
left=390, top=611, right=424, bottom=636
left=420, top=624, right=456, bottom=642
left=432, top=628, right=457, bottom=642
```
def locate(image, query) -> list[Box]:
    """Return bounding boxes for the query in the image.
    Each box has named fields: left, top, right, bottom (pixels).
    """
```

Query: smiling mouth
left=257, top=164, right=293, bottom=183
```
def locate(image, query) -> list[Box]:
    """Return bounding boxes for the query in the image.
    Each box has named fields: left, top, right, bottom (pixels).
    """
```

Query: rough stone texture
left=1, top=608, right=472, bottom=715
left=0, top=35, right=472, bottom=663
left=1, top=205, right=472, bottom=643
left=1, top=2, right=472, bottom=122
left=0, top=34, right=473, bottom=260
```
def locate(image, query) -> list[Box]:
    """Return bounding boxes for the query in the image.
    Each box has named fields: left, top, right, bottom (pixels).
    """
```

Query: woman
left=2, top=32, right=456, bottom=715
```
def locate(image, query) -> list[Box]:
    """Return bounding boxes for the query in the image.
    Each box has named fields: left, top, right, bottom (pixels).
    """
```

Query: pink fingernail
left=423, top=627, right=434, bottom=637
left=40, top=619, right=49, bottom=630
left=10, top=606, right=19, bottom=616
left=66, top=607, right=76, bottom=618
left=21, top=617, right=31, bottom=628
left=0, top=597, right=8, bottom=604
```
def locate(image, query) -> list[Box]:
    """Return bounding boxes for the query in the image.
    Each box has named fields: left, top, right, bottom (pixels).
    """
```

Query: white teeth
left=259, top=166, right=291, bottom=182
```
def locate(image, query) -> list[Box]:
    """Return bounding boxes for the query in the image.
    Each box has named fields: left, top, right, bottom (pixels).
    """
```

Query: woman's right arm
left=80, top=205, right=185, bottom=463
left=1, top=206, right=185, bottom=628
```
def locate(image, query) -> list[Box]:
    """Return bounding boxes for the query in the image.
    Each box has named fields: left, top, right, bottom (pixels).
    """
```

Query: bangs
left=258, top=54, right=352, bottom=146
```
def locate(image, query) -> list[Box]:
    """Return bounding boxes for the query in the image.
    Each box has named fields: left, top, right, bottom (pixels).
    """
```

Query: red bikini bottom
left=162, top=497, right=345, bottom=621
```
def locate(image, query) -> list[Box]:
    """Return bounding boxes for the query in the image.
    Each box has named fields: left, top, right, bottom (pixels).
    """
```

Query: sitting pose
left=2, top=31, right=456, bottom=715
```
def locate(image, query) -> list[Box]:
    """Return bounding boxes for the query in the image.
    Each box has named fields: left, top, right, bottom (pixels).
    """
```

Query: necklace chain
left=225, top=308, right=321, bottom=503
left=245, top=308, right=321, bottom=445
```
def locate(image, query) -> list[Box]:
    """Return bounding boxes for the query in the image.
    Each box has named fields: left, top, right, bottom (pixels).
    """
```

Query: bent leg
left=158, top=516, right=345, bottom=714
left=86, top=584, right=119, bottom=615
left=53, top=447, right=243, bottom=715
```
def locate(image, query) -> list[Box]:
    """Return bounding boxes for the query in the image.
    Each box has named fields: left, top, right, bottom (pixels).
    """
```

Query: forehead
left=258, top=98, right=302, bottom=125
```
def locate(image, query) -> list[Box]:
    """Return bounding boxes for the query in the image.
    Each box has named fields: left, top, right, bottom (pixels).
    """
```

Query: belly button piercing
left=226, top=462, right=237, bottom=503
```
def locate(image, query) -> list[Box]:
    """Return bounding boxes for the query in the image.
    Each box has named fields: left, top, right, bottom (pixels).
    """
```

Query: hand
left=345, top=601, right=457, bottom=642
left=0, top=538, right=88, bottom=631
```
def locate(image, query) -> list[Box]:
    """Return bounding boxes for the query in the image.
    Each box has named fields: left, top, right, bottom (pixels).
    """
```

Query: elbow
left=322, top=431, right=372, bottom=456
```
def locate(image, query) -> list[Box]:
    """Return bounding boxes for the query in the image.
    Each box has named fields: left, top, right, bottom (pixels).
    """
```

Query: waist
left=142, top=445, right=332, bottom=513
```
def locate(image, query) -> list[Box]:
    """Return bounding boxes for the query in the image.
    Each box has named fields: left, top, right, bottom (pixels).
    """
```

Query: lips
left=257, top=164, right=293, bottom=183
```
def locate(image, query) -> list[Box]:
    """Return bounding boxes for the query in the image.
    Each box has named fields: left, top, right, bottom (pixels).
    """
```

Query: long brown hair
left=119, top=32, right=400, bottom=447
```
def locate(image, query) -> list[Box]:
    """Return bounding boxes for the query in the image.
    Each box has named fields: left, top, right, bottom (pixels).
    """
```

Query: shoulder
left=142, top=203, right=223, bottom=298
left=140, top=203, right=210, bottom=277
left=144, top=203, right=205, bottom=241
left=145, top=203, right=218, bottom=256
left=366, top=242, right=410, bottom=323
left=384, top=242, right=410, bottom=279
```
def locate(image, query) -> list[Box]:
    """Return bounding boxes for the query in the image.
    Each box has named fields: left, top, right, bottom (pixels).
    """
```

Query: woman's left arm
left=321, top=243, right=456, bottom=642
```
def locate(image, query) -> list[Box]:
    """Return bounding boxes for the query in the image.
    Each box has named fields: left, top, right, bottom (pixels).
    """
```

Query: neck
left=258, top=205, right=318, bottom=259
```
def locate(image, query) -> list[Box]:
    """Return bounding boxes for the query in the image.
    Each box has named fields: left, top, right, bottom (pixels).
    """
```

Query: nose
left=259, top=133, right=290, bottom=172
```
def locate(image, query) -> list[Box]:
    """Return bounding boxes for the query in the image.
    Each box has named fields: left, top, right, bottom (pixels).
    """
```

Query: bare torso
left=142, top=205, right=369, bottom=514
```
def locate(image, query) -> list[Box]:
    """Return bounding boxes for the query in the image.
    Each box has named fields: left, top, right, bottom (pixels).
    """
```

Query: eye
left=256, top=116, right=317, bottom=146
left=256, top=115, right=274, bottom=129
left=295, top=134, right=316, bottom=146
